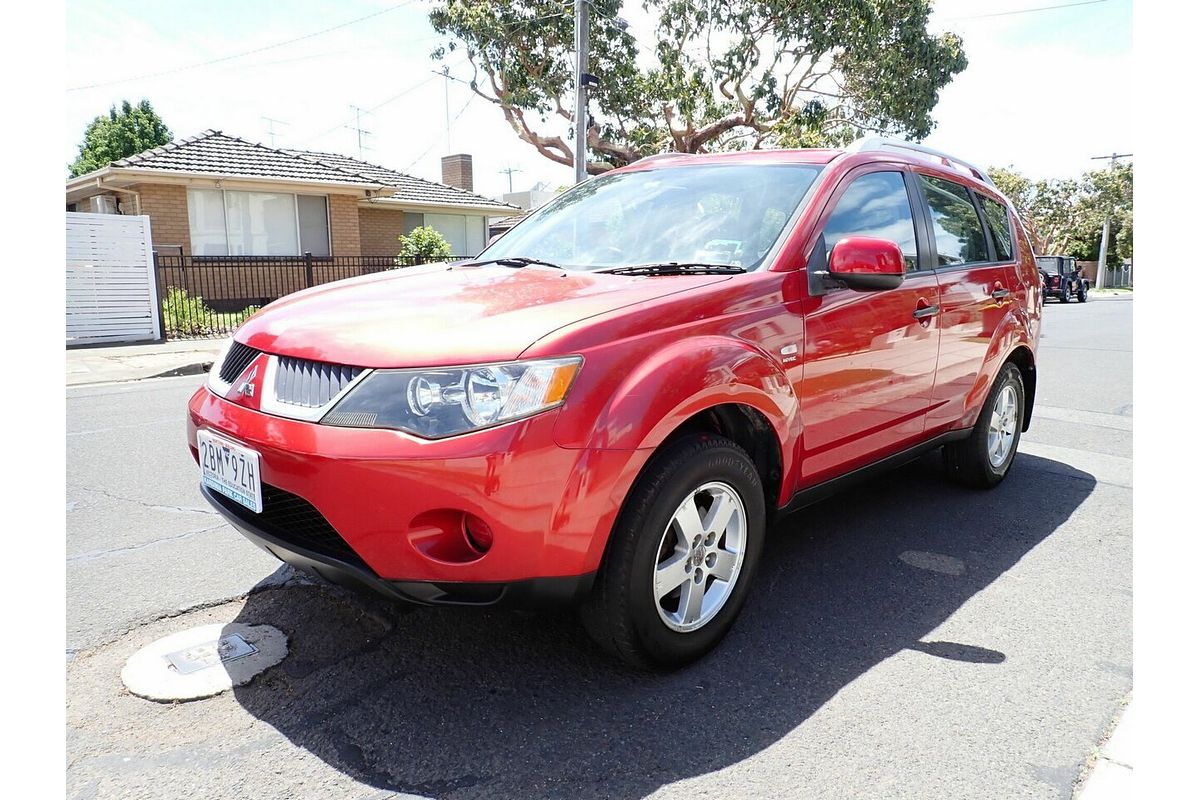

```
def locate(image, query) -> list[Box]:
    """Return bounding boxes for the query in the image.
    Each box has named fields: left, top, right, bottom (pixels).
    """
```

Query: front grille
left=209, top=482, right=368, bottom=569
left=219, top=341, right=261, bottom=384
left=274, top=356, right=364, bottom=407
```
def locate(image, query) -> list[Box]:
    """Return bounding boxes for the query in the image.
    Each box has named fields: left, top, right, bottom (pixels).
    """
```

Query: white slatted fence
left=66, top=213, right=161, bottom=345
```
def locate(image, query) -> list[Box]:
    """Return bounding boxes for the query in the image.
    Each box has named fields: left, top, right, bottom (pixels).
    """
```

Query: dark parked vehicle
left=1037, top=255, right=1088, bottom=303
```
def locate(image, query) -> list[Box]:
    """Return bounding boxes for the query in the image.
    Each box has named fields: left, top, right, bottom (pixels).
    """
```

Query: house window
left=422, top=213, right=486, bottom=256
left=187, top=189, right=331, bottom=256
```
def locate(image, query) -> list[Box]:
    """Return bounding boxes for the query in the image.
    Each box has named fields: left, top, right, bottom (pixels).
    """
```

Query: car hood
left=235, top=263, right=731, bottom=367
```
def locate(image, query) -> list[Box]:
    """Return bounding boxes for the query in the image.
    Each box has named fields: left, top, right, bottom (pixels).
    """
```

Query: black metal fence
left=155, top=253, right=469, bottom=339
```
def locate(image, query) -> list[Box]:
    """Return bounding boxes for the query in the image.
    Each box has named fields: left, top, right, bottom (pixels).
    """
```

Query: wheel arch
left=659, top=403, right=786, bottom=511
left=1004, top=344, right=1037, bottom=432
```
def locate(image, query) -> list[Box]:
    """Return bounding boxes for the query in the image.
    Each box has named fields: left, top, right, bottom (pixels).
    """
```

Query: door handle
left=912, top=304, right=940, bottom=320
left=992, top=288, right=1011, bottom=300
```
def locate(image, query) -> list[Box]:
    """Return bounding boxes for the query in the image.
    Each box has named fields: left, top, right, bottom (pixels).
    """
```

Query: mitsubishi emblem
left=235, top=365, right=258, bottom=398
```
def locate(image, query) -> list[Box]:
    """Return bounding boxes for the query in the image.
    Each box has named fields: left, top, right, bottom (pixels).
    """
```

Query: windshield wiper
left=598, top=262, right=746, bottom=276
left=459, top=256, right=564, bottom=269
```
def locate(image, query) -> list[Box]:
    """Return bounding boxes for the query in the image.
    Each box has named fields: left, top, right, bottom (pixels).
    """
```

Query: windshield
left=482, top=163, right=822, bottom=271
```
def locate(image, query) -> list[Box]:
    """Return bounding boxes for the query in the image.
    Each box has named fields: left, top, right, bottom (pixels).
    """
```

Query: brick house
left=65, top=130, right=518, bottom=259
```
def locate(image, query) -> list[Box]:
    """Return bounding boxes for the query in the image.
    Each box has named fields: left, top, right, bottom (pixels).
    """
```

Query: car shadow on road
left=229, top=452, right=1095, bottom=799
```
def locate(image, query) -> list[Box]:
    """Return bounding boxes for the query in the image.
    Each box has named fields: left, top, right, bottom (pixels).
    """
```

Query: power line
left=402, top=94, right=476, bottom=173
left=294, top=63, right=464, bottom=148
left=949, top=0, right=1109, bottom=21
left=67, top=1, right=417, bottom=91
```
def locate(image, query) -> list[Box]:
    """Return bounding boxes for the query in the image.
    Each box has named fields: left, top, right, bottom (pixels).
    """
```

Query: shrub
left=396, top=225, right=453, bottom=265
left=161, top=286, right=215, bottom=338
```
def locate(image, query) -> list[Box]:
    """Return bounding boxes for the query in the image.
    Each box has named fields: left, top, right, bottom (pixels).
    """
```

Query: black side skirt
left=777, top=429, right=972, bottom=517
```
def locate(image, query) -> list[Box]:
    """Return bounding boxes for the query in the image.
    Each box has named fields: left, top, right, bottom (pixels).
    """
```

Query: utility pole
left=573, top=0, right=589, bottom=184
left=1089, top=151, right=1132, bottom=290
left=346, top=105, right=373, bottom=159
left=499, top=165, right=523, bottom=193
left=261, top=116, right=288, bottom=147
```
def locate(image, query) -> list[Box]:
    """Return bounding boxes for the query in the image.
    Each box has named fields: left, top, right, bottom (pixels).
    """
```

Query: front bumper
left=202, top=485, right=594, bottom=607
left=188, top=386, right=649, bottom=592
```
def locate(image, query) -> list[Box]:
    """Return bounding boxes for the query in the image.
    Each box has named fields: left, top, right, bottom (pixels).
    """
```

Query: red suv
left=189, top=139, right=1041, bottom=669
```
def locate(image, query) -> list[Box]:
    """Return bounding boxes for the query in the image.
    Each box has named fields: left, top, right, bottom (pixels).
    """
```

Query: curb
left=148, top=361, right=215, bottom=380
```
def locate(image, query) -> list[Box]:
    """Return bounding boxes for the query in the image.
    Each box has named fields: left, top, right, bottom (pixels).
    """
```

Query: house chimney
left=441, top=153, right=474, bottom=192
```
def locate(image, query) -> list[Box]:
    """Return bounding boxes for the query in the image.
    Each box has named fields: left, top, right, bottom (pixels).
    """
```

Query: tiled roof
left=111, top=130, right=379, bottom=185
left=286, top=149, right=518, bottom=210
left=490, top=209, right=534, bottom=229
left=102, top=130, right=518, bottom=211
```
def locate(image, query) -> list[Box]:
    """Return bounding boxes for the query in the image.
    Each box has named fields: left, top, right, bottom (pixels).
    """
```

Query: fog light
left=464, top=515, right=494, bottom=553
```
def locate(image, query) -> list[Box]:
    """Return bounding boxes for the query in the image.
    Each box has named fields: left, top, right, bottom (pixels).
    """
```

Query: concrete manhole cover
left=121, top=622, right=287, bottom=702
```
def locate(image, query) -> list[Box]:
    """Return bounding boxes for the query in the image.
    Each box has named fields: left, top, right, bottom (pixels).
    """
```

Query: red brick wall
left=358, top=207, right=405, bottom=256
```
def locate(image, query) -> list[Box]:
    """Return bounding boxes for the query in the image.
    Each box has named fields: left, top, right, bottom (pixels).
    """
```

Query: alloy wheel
left=987, top=384, right=1019, bottom=467
left=652, top=481, right=747, bottom=633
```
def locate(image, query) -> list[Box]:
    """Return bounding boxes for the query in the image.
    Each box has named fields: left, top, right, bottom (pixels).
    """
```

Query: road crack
left=74, top=485, right=216, bottom=516
left=67, top=523, right=229, bottom=563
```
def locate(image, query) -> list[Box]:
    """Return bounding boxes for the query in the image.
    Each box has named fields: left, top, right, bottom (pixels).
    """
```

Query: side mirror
left=828, top=236, right=905, bottom=291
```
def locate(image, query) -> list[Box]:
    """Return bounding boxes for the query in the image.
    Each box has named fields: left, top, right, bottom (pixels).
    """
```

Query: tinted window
left=822, top=171, right=919, bottom=271
left=980, top=196, right=1013, bottom=261
left=919, top=176, right=989, bottom=266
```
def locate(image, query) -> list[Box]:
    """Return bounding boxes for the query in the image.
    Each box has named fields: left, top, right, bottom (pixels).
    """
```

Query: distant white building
left=489, top=182, right=563, bottom=240
left=502, top=182, right=561, bottom=211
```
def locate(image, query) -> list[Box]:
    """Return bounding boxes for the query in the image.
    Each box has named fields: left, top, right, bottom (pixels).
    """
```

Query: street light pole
left=573, top=0, right=589, bottom=184
left=1089, top=152, right=1132, bottom=290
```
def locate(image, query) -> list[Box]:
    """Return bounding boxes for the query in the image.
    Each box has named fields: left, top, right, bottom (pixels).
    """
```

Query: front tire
left=943, top=362, right=1025, bottom=489
left=1078, top=285, right=1088, bottom=302
left=580, top=434, right=766, bottom=669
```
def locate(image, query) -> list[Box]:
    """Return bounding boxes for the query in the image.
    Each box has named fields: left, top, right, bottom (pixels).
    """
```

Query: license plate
left=198, top=430, right=262, bottom=513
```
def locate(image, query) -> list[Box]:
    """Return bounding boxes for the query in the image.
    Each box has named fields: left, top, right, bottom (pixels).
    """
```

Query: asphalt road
left=65, top=295, right=1133, bottom=800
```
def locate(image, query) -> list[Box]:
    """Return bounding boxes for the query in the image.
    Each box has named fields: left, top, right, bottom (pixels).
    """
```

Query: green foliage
left=69, top=99, right=172, bottom=177
left=396, top=225, right=454, bottom=263
left=429, top=1, right=967, bottom=172
left=161, top=286, right=257, bottom=339
left=990, top=163, right=1133, bottom=266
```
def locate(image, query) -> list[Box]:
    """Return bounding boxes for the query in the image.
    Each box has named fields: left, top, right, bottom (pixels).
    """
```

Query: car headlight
left=321, top=356, right=582, bottom=438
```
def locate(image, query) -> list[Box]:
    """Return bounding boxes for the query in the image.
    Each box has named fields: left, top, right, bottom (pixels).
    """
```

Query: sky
left=64, top=0, right=1133, bottom=199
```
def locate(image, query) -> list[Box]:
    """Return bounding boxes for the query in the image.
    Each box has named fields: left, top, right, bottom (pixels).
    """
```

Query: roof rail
left=845, top=137, right=995, bottom=188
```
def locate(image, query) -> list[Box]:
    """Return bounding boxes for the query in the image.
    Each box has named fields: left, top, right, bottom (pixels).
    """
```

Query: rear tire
left=580, top=434, right=766, bottom=670
left=943, top=362, right=1025, bottom=489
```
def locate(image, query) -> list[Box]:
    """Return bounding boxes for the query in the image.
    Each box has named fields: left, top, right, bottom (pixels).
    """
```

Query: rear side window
left=980, top=196, right=1014, bottom=261
left=823, top=171, right=919, bottom=272
left=918, top=175, right=989, bottom=266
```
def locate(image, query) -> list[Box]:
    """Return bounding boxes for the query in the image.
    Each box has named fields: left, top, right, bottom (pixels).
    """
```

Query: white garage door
left=66, top=213, right=161, bottom=345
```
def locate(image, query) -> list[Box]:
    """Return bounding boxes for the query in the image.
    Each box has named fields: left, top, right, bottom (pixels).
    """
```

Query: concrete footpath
left=1076, top=697, right=1134, bottom=798
left=66, top=339, right=224, bottom=386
